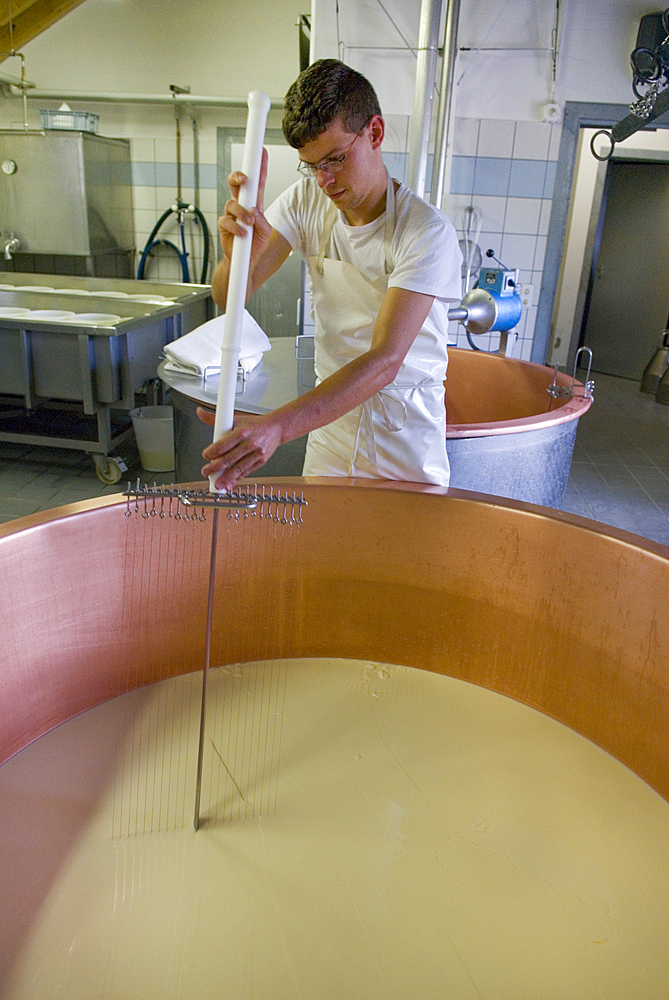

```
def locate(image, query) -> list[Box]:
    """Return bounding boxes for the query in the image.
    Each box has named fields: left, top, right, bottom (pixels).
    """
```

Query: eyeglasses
left=297, top=128, right=364, bottom=177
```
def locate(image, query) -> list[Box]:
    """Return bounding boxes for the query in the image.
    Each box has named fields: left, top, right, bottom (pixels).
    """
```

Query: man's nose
left=315, top=166, right=336, bottom=187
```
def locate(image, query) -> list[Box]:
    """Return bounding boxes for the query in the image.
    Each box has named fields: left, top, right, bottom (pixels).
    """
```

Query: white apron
left=303, top=173, right=450, bottom=486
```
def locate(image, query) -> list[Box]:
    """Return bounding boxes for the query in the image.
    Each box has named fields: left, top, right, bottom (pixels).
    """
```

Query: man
left=200, top=59, right=462, bottom=491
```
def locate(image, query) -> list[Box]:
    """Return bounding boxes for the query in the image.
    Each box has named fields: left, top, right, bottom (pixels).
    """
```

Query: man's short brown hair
left=282, top=59, right=382, bottom=149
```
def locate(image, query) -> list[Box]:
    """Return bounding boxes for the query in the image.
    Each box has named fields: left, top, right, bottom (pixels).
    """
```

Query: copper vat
left=1, top=478, right=667, bottom=805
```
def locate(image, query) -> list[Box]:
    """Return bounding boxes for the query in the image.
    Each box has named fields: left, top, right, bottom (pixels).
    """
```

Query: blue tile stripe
left=131, top=162, right=218, bottom=189
left=131, top=157, right=556, bottom=200
left=451, top=156, right=556, bottom=199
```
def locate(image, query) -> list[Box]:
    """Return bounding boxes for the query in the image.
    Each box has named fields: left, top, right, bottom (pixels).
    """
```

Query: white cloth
left=163, top=310, right=271, bottom=376
left=266, top=175, right=462, bottom=485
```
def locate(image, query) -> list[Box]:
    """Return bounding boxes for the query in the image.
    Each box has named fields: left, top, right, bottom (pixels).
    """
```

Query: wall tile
left=518, top=338, right=534, bottom=361
left=468, top=195, right=507, bottom=233
left=477, top=119, right=516, bottom=158
left=383, top=151, right=409, bottom=183
left=473, top=157, right=511, bottom=197
left=512, top=121, right=551, bottom=160
left=450, top=155, right=476, bottom=194
left=530, top=268, right=545, bottom=292
left=533, top=235, right=547, bottom=271
left=538, top=198, right=552, bottom=236
left=154, top=138, right=177, bottom=162
left=132, top=186, right=158, bottom=212
left=198, top=164, right=218, bottom=189
left=542, top=160, right=557, bottom=198
left=500, top=233, right=538, bottom=270
left=198, top=138, right=218, bottom=165
left=131, top=161, right=156, bottom=186
left=508, top=159, right=547, bottom=198
left=452, top=118, right=480, bottom=157
left=477, top=230, right=503, bottom=260
left=130, top=138, right=155, bottom=161
left=504, top=197, right=542, bottom=235
left=548, top=123, right=563, bottom=161
left=383, top=115, right=410, bottom=152
left=443, top=192, right=475, bottom=227
left=155, top=163, right=177, bottom=188
left=522, top=307, right=538, bottom=341
left=197, top=188, right=218, bottom=214
left=133, top=208, right=159, bottom=235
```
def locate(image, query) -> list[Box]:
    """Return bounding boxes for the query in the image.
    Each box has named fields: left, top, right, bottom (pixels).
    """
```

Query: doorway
left=581, top=159, right=669, bottom=379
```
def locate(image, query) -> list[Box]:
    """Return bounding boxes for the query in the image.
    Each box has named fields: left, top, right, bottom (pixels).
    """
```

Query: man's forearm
left=263, top=348, right=403, bottom=448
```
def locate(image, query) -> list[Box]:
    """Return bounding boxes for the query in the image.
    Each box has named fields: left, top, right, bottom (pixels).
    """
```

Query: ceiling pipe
left=17, top=89, right=283, bottom=110
left=407, top=0, right=442, bottom=198
left=430, top=0, right=461, bottom=210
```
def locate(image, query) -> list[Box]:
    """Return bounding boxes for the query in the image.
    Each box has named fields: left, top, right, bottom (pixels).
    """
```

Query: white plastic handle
left=210, top=89, right=271, bottom=493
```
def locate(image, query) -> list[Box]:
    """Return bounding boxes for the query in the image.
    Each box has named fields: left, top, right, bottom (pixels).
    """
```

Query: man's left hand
left=197, top=408, right=282, bottom=490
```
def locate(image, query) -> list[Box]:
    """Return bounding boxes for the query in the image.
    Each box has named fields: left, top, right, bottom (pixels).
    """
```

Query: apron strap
left=316, top=171, right=396, bottom=277
left=349, top=388, right=407, bottom=475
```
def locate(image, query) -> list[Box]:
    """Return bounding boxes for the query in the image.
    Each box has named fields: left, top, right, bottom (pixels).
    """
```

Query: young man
left=200, top=59, right=462, bottom=490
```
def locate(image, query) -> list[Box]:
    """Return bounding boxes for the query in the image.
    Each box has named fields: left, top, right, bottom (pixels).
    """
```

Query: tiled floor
left=1, top=373, right=669, bottom=549
left=0, top=436, right=173, bottom=525
left=562, top=371, right=669, bottom=547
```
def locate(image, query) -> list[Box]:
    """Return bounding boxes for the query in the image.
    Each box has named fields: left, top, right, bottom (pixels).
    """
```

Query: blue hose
left=137, top=238, right=189, bottom=282
left=137, top=201, right=211, bottom=283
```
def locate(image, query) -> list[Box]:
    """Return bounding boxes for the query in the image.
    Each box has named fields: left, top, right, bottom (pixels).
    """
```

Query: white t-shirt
left=265, top=177, right=462, bottom=339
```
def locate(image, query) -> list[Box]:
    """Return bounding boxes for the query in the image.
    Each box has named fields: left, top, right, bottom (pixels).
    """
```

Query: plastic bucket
left=130, top=405, right=175, bottom=472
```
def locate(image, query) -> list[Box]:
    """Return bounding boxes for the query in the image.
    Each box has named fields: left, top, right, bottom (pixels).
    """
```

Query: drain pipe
left=407, top=0, right=442, bottom=198
left=430, top=0, right=460, bottom=210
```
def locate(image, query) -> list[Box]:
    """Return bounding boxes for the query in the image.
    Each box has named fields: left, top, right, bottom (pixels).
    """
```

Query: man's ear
left=368, top=114, right=385, bottom=149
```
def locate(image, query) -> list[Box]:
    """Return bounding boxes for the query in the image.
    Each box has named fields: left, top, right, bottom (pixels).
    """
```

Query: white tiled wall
left=444, top=116, right=562, bottom=360
left=129, top=133, right=219, bottom=286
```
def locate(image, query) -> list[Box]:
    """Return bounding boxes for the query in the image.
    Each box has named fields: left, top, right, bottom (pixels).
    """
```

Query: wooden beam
left=0, top=0, right=41, bottom=32
left=0, top=0, right=88, bottom=61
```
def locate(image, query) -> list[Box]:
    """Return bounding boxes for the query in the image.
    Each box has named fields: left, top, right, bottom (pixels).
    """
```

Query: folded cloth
left=163, top=310, right=271, bottom=376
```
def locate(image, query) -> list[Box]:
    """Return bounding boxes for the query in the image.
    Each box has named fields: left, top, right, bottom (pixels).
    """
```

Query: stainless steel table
left=0, top=275, right=213, bottom=481
left=158, top=336, right=315, bottom=482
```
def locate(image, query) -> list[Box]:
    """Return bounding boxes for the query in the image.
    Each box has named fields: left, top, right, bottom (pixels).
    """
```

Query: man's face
left=297, top=116, right=384, bottom=221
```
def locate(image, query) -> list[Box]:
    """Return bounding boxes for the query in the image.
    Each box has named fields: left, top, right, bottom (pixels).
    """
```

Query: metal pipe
left=407, top=0, right=442, bottom=197
left=430, top=0, right=460, bottom=209
left=21, top=89, right=282, bottom=109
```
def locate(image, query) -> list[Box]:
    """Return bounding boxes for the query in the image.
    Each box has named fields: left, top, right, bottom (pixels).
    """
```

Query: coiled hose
left=138, top=201, right=210, bottom=284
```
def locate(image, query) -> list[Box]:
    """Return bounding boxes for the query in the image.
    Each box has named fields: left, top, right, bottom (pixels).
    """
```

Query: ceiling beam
left=0, top=0, right=87, bottom=62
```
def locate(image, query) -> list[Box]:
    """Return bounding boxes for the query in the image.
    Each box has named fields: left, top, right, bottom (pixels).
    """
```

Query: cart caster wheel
left=94, top=455, right=123, bottom=485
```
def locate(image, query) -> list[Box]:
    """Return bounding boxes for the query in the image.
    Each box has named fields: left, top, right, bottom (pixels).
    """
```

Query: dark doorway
left=580, top=159, right=669, bottom=379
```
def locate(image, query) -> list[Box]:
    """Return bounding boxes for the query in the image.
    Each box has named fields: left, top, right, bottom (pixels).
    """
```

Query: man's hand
left=212, top=148, right=291, bottom=310
left=198, top=407, right=283, bottom=491
left=217, top=148, right=272, bottom=271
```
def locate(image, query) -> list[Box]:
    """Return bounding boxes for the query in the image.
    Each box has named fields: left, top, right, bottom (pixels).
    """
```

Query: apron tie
left=349, top=380, right=446, bottom=475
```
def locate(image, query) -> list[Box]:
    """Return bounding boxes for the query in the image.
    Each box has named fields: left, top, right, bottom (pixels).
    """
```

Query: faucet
left=1, top=234, right=20, bottom=260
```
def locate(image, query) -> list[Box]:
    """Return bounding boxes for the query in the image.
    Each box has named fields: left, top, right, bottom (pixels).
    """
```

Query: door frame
left=534, top=100, right=669, bottom=368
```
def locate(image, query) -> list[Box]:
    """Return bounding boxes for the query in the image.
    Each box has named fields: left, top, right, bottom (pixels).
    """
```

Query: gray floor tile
left=0, top=497, right=44, bottom=522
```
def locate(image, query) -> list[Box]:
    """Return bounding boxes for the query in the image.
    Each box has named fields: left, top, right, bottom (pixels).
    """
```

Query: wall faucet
left=2, top=235, right=20, bottom=260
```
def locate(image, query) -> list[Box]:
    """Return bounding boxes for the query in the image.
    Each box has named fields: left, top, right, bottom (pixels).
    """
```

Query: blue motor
left=476, top=267, right=523, bottom=331
left=448, top=254, right=523, bottom=354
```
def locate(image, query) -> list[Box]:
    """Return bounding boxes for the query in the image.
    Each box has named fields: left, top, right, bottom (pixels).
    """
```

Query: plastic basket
left=39, top=109, right=99, bottom=133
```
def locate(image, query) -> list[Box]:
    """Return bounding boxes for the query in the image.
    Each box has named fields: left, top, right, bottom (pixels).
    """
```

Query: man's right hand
left=217, top=147, right=272, bottom=270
